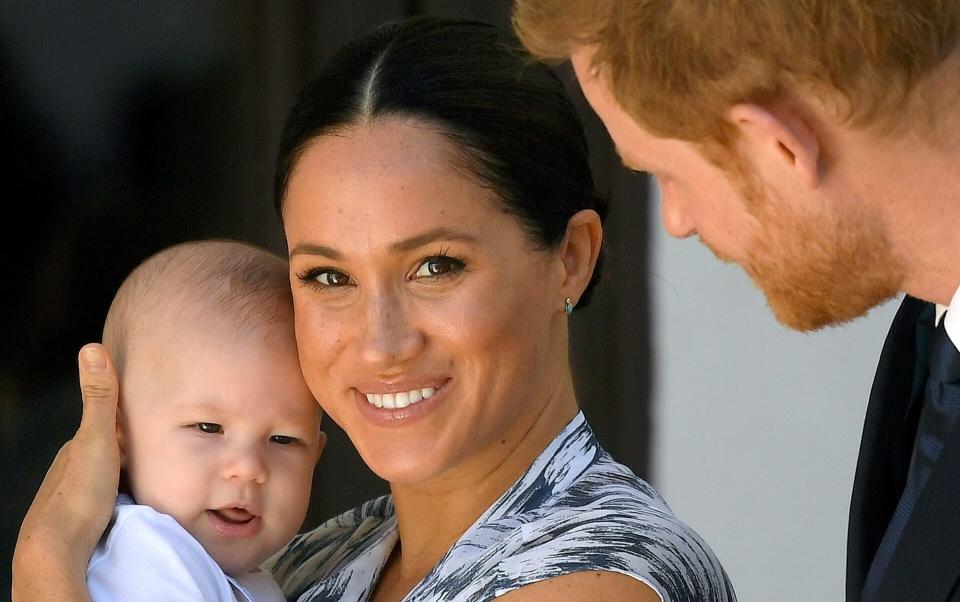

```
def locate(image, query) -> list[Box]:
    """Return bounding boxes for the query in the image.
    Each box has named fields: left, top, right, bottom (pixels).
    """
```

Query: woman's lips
left=355, top=379, right=450, bottom=425
left=363, top=386, right=436, bottom=409
left=206, top=508, right=262, bottom=538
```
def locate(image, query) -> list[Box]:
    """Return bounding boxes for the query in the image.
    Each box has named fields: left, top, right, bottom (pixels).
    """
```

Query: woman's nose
left=220, top=444, right=268, bottom=484
left=359, top=289, right=424, bottom=370
left=659, top=180, right=697, bottom=239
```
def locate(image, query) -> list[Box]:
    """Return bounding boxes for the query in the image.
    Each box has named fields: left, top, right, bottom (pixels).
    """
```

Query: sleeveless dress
left=269, top=412, right=736, bottom=601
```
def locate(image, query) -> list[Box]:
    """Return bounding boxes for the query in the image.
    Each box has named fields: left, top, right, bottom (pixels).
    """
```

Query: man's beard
left=716, top=179, right=904, bottom=332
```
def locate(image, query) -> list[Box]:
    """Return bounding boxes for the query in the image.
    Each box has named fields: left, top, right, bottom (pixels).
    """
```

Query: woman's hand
left=12, top=344, right=121, bottom=602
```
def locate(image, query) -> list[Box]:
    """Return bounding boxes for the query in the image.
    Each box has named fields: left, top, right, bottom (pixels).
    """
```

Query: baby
left=86, top=240, right=324, bottom=601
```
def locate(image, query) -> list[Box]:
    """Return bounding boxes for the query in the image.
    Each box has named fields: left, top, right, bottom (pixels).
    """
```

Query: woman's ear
left=558, top=209, right=603, bottom=308
left=728, top=102, right=821, bottom=190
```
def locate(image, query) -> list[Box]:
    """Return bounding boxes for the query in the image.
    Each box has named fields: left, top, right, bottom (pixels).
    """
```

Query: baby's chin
left=208, top=545, right=273, bottom=577
left=193, top=522, right=287, bottom=577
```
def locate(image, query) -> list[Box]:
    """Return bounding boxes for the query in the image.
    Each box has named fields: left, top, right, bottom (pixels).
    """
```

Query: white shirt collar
left=935, top=283, right=960, bottom=352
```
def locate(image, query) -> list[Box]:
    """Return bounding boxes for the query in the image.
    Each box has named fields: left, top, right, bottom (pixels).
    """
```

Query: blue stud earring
left=564, top=297, right=574, bottom=315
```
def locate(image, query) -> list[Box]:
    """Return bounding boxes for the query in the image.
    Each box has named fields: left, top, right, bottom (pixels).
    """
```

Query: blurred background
left=0, top=2, right=899, bottom=600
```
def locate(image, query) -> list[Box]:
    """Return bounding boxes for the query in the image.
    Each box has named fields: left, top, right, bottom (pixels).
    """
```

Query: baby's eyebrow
left=171, top=399, right=225, bottom=414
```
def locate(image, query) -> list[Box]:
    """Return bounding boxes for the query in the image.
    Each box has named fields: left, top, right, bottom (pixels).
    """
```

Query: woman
left=15, top=18, right=735, bottom=602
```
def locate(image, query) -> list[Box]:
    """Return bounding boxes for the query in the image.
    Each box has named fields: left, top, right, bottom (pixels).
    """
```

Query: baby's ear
left=116, top=399, right=127, bottom=467
left=315, top=431, right=328, bottom=463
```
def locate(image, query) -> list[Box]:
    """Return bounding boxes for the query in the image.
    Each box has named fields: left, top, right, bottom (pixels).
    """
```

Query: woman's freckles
left=281, top=118, right=571, bottom=486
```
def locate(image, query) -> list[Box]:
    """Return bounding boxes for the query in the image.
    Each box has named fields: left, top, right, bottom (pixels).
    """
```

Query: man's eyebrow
left=289, top=228, right=478, bottom=259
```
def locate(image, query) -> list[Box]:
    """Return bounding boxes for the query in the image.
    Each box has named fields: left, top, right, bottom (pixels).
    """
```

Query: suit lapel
left=847, top=296, right=932, bottom=601
left=874, top=417, right=960, bottom=600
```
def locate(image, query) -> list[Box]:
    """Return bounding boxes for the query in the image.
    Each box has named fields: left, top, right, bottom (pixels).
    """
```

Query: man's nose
left=659, top=181, right=697, bottom=239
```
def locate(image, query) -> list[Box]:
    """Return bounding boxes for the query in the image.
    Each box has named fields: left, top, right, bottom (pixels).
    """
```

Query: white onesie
left=87, top=495, right=284, bottom=602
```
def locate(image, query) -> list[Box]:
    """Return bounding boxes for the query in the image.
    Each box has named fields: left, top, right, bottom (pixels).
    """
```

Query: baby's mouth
left=210, top=507, right=255, bottom=524
left=207, top=506, right=263, bottom=537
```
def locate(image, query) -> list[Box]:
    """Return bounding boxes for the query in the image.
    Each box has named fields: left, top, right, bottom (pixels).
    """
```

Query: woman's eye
left=297, top=268, right=353, bottom=287
left=192, top=422, right=222, bottom=434
left=315, top=270, right=351, bottom=286
left=270, top=435, right=299, bottom=445
left=414, top=256, right=464, bottom=279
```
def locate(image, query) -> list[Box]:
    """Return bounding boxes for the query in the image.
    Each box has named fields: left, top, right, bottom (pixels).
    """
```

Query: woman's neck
left=384, top=373, right=579, bottom=588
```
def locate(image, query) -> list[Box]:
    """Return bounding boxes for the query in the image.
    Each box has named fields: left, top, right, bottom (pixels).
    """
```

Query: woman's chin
left=357, top=442, right=454, bottom=486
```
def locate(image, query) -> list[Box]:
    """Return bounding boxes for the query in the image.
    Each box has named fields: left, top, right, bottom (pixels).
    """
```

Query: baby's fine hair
left=102, top=240, right=292, bottom=374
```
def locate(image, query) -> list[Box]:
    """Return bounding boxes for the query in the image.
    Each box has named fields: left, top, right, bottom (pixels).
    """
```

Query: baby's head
left=103, top=240, right=323, bottom=576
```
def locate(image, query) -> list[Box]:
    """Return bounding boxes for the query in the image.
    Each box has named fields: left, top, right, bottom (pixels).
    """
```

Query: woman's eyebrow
left=290, top=228, right=478, bottom=259
left=389, top=228, right=478, bottom=253
left=289, top=243, right=341, bottom=260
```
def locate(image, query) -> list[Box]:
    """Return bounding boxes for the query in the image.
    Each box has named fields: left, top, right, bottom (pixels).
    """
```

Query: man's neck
left=850, top=125, right=960, bottom=306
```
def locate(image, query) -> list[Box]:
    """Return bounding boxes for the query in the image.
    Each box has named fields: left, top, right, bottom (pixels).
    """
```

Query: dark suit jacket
left=847, top=296, right=960, bottom=601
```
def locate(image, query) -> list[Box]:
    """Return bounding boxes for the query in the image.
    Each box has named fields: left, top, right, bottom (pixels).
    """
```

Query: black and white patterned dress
left=269, top=412, right=736, bottom=601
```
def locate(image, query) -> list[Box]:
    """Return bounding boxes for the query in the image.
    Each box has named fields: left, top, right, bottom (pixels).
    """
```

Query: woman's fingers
left=68, top=343, right=122, bottom=531
left=77, top=344, right=119, bottom=441
left=12, top=344, right=122, bottom=602
left=66, top=344, right=121, bottom=531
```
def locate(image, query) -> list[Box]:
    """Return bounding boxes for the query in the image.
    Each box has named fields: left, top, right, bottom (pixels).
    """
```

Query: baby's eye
left=191, top=422, right=223, bottom=434
left=270, top=435, right=299, bottom=445
left=413, top=256, right=465, bottom=279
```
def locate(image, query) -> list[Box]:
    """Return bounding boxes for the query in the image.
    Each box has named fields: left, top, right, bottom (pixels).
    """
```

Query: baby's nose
left=221, top=445, right=268, bottom=484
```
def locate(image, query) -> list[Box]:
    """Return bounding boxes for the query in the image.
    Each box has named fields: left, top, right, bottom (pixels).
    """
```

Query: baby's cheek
left=128, top=441, right=209, bottom=522
left=130, top=473, right=187, bottom=522
left=275, top=459, right=315, bottom=535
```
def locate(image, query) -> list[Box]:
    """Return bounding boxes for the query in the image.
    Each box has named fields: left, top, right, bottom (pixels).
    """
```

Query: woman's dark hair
left=274, top=17, right=607, bottom=307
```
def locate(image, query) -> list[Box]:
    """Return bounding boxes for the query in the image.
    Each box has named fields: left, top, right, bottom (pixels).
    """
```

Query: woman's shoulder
left=546, top=449, right=674, bottom=519
left=498, top=452, right=736, bottom=601
left=266, top=495, right=396, bottom=600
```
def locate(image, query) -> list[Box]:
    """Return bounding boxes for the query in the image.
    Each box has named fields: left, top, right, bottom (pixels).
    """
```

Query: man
left=513, top=1, right=960, bottom=600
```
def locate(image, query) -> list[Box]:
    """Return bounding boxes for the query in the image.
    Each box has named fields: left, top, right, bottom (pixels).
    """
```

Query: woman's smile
left=284, top=118, right=570, bottom=485
left=362, top=387, right=435, bottom=409
left=354, top=377, right=451, bottom=425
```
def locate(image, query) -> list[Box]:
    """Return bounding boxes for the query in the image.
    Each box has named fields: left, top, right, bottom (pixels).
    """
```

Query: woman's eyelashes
left=296, top=252, right=469, bottom=291
left=412, top=254, right=467, bottom=281
left=296, top=267, right=354, bottom=290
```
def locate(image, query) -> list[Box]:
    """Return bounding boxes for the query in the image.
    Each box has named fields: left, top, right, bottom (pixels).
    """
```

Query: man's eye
left=192, top=422, right=222, bottom=434
left=414, top=256, right=464, bottom=279
left=270, top=435, right=298, bottom=445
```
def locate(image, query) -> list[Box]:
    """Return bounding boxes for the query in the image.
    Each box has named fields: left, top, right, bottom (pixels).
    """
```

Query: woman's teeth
left=365, top=387, right=435, bottom=409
